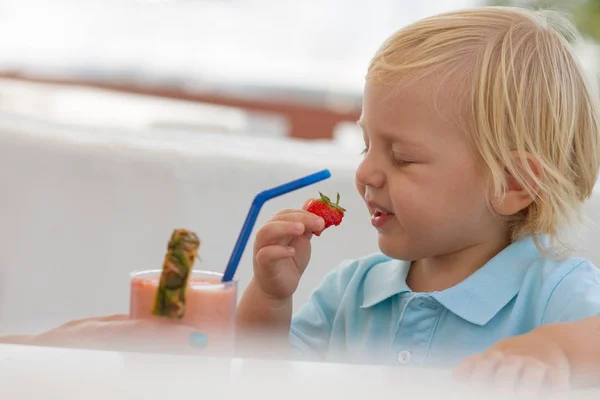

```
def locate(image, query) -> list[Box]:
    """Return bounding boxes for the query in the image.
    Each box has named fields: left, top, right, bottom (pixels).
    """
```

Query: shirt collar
left=360, top=236, right=541, bottom=325
left=432, top=236, right=541, bottom=325
left=360, top=259, right=412, bottom=308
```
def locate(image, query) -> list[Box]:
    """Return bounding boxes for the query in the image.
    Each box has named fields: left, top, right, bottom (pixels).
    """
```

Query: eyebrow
left=356, top=118, right=424, bottom=149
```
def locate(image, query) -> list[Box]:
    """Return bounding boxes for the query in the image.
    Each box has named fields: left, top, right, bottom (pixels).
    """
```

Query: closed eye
left=391, top=152, right=414, bottom=167
left=391, top=158, right=412, bottom=167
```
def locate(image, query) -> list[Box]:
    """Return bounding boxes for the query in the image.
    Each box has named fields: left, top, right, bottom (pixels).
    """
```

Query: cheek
left=433, top=169, right=492, bottom=220
left=390, top=168, right=489, bottom=220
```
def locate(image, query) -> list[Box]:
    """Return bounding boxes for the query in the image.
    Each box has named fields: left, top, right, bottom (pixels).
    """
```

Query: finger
left=132, top=319, right=197, bottom=336
left=273, top=208, right=313, bottom=217
left=271, top=211, right=325, bottom=233
left=516, top=361, right=546, bottom=396
left=0, top=334, right=34, bottom=344
left=255, top=245, right=296, bottom=268
left=55, top=314, right=130, bottom=329
left=301, top=230, right=314, bottom=240
left=86, top=319, right=197, bottom=352
left=545, top=366, right=570, bottom=393
left=493, top=356, right=524, bottom=392
left=92, top=314, right=130, bottom=322
left=453, top=355, right=479, bottom=380
left=469, top=351, right=503, bottom=385
left=255, top=220, right=306, bottom=247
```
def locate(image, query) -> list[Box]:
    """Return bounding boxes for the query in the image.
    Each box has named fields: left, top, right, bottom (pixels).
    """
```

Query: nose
left=355, top=150, right=385, bottom=190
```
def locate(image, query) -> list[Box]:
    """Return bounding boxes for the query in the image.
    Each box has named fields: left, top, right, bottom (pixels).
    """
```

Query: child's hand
left=453, top=328, right=571, bottom=394
left=252, top=206, right=325, bottom=300
left=0, top=315, right=200, bottom=353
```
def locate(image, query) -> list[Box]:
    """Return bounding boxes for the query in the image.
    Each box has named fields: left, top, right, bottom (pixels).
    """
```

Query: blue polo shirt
left=289, top=236, right=600, bottom=367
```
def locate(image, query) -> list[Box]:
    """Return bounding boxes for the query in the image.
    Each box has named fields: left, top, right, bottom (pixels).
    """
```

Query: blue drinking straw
left=222, top=169, right=331, bottom=282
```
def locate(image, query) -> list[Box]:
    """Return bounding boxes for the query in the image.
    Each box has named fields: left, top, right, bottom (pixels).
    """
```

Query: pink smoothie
left=129, top=270, right=237, bottom=353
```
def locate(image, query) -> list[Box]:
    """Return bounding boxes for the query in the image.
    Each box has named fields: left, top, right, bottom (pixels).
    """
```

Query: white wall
left=0, top=111, right=378, bottom=335
left=0, top=0, right=477, bottom=94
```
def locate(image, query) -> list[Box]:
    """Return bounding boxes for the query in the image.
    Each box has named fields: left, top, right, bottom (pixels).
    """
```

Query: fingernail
left=189, top=332, right=208, bottom=348
left=293, top=222, right=304, bottom=233
left=287, top=246, right=296, bottom=255
left=314, top=217, right=325, bottom=229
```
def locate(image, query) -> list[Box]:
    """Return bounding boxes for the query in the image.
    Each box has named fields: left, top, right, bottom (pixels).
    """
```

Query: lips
left=366, top=201, right=394, bottom=216
left=373, top=208, right=393, bottom=218
left=366, top=200, right=395, bottom=228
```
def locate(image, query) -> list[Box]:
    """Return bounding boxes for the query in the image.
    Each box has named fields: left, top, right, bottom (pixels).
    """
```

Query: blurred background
left=0, top=0, right=598, bottom=335
left=0, top=0, right=597, bottom=141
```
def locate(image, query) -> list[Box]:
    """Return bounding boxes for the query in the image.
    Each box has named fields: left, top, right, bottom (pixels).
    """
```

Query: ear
left=490, top=152, right=543, bottom=216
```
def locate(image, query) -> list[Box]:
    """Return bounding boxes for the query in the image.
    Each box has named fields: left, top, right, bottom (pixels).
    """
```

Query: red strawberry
left=303, top=192, right=346, bottom=236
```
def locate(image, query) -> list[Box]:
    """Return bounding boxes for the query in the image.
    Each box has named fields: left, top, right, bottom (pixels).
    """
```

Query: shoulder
left=508, top=236, right=600, bottom=291
left=475, top=236, right=599, bottom=324
left=525, top=253, right=599, bottom=292
left=524, top=254, right=600, bottom=323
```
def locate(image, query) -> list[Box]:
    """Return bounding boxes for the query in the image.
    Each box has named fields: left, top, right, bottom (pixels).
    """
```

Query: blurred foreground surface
left=1, top=344, right=599, bottom=400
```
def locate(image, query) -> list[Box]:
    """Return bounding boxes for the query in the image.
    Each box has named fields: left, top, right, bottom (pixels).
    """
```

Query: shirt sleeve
left=543, top=260, right=600, bottom=324
left=289, top=260, right=355, bottom=360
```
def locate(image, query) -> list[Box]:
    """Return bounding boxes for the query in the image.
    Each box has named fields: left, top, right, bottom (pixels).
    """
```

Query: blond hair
left=367, top=6, right=600, bottom=256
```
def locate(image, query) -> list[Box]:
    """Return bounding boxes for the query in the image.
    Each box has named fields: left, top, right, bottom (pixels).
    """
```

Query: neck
left=406, top=234, right=511, bottom=293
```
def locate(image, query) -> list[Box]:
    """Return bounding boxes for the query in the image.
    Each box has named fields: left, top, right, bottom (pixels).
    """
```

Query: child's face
left=356, top=82, right=505, bottom=261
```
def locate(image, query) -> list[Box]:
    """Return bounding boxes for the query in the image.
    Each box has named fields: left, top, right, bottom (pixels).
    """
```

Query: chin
left=377, top=234, right=415, bottom=261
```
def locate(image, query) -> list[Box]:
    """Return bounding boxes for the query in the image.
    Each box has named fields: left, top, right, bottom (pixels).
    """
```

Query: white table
left=0, top=344, right=598, bottom=400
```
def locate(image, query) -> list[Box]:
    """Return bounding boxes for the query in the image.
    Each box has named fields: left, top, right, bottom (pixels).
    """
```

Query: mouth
left=372, top=207, right=394, bottom=218
left=371, top=208, right=395, bottom=228
left=366, top=200, right=394, bottom=216
left=366, top=201, right=395, bottom=228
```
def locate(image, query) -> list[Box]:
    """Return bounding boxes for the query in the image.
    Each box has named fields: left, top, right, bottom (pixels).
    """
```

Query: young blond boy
left=237, top=6, right=600, bottom=391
